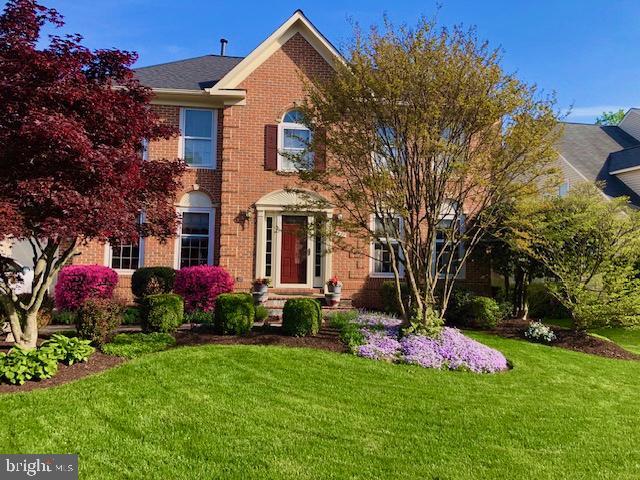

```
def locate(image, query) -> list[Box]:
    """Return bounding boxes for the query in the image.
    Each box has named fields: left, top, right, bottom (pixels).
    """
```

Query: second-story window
left=279, top=109, right=313, bottom=171
left=181, top=108, right=216, bottom=168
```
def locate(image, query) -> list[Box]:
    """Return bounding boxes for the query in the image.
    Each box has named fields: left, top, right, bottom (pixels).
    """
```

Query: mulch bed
left=175, top=325, right=347, bottom=353
left=489, top=319, right=640, bottom=361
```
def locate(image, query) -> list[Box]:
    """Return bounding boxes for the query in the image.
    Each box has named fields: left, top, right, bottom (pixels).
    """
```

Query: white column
left=255, top=210, right=266, bottom=280
left=322, top=213, right=333, bottom=292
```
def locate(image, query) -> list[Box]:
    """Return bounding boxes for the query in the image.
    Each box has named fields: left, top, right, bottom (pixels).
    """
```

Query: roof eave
left=151, top=87, right=246, bottom=107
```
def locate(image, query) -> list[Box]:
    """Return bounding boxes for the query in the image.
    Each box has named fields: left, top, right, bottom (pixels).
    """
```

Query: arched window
left=175, top=191, right=215, bottom=268
left=279, top=109, right=313, bottom=171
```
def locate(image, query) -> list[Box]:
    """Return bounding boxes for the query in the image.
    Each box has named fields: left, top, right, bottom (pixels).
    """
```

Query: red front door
left=280, top=216, right=307, bottom=284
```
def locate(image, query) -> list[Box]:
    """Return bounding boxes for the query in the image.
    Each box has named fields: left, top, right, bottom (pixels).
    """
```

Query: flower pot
left=254, top=284, right=268, bottom=295
left=252, top=290, right=268, bottom=305
left=327, top=284, right=342, bottom=294
left=325, top=292, right=341, bottom=307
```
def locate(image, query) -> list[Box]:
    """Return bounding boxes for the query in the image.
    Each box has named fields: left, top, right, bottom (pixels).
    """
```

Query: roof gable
left=211, top=10, right=343, bottom=92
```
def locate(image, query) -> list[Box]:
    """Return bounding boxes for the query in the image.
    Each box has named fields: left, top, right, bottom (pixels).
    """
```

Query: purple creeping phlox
left=353, top=313, right=508, bottom=373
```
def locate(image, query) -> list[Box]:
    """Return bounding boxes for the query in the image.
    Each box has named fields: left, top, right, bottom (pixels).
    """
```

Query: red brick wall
left=71, top=31, right=492, bottom=307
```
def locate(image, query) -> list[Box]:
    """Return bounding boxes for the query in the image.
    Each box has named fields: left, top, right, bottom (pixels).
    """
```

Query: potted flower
left=326, top=276, right=342, bottom=294
left=252, top=278, right=271, bottom=305
left=325, top=276, right=343, bottom=307
left=253, top=278, right=271, bottom=294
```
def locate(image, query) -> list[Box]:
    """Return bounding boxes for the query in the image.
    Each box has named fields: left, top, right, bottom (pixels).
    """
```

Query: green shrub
left=327, top=310, right=358, bottom=329
left=445, top=291, right=501, bottom=328
left=184, top=309, right=214, bottom=325
left=214, top=293, right=255, bottom=335
left=122, top=306, right=141, bottom=325
left=527, top=282, right=570, bottom=320
left=282, top=298, right=322, bottom=337
left=467, top=296, right=501, bottom=329
left=140, top=293, right=184, bottom=334
left=0, top=347, right=59, bottom=385
left=131, top=267, right=176, bottom=299
left=339, top=322, right=365, bottom=352
left=40, top=334, right=94, bottom=365
left=76, top=298, right=123, bottom=346
left=52, top=310, right=76, bottom=325
left=380, top=281, right=410, bottom=315
left=445, top=289, right=474, bottom=326
left=254, top=305, right=269, bottom=323
left=102, top=333, right=176, bottom=359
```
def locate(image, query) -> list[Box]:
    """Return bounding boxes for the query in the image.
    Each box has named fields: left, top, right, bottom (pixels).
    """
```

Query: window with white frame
left=181, top=108, right=216, bottom=168
left=178, top=210, right=214, bottom=268
left=371, top=216, right=403, bottom=277
left=434, top=216, right=465, bottom=278
left=279, top=109, right=313, bottom=171
left=107, top=215, right=144, bottom=272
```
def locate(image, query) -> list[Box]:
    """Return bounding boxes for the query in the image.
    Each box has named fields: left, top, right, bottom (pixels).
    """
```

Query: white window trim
left=174, top=206, right=216, bottom=269
left=179, top=108, right=217, bottom=170
left=369, top=214, right=405, bottom=278
left=104, top=238, right=144, bottom=275
left=277, top=111, right=312, bottom=172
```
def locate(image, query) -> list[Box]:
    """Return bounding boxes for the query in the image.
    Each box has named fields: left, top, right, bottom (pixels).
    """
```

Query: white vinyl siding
left=613, top=170, right=640, bottom=196
left=619, top=109, right=640, bottom=141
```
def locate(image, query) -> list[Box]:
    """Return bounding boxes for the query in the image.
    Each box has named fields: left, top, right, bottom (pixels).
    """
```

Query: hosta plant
left=41, top=334, right=95, bottom=365
left=0, top=347, right=59, bottom=385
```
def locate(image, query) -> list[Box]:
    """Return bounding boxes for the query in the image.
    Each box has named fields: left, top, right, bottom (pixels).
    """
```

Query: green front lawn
left=2, top=334, right=640, bottom=479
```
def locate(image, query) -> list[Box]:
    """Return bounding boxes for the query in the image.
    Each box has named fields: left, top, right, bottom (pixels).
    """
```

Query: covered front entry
left=254, top=190, right=333, bottom=290
left=280, top=216, right=307, bottom=284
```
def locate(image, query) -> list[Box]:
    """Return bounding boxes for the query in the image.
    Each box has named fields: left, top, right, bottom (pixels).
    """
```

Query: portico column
left=255, top=209, right=266, bottom=280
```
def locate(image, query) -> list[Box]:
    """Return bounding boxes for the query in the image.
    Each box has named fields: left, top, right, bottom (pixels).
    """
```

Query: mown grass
left=1, top=334, right=639, bottom=479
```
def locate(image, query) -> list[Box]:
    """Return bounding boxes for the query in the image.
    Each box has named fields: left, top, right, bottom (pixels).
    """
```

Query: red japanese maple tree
left=0, top=0, right=185, bottom=348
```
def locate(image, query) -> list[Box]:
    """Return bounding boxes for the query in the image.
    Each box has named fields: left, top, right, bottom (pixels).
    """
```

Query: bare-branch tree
left=289, top=17, right=561, bottom=330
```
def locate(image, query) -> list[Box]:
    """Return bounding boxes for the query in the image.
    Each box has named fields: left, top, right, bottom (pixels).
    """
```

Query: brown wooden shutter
left=314, top=127, right=326, bottom=172
left=264, top=124, right=278, bottom=171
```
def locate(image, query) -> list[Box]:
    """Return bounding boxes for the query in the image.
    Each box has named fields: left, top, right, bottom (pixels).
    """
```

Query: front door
left=280, top=216, right=307, bottom=284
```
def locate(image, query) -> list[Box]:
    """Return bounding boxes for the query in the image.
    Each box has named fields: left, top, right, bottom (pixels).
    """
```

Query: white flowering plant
left=524, top=321, right=557, bottom=343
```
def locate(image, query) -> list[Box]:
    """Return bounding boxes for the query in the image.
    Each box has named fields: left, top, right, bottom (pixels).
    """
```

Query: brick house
left=71, top=10, right=492, bottom=308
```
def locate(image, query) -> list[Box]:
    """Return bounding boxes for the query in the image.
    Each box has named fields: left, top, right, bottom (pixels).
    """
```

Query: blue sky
left=8, top=0, right=640, bottom=123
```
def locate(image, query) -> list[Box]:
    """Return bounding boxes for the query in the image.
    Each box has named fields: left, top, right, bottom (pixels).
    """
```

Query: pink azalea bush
left=352, top=312, right=508, bottom=373
left=173, top=265, right=234, bottom=313
left=54, top=265, right=118, bottom=311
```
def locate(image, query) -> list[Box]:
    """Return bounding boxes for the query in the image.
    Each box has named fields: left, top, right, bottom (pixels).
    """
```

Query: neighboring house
left=70, top=10, right=492, bottom=307
left=557, top=109, right=640, bottom=206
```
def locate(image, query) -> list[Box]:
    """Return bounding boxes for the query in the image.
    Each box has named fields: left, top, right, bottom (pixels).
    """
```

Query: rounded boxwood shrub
left=214, top=293, right=255, bottom=335
left=131, top=267, right=176, bottom=299
left=527, top=282, right=570, bottom=320
left=55, top=265, right=118, bottom=311
left=282, top=298, right=322, bottom=337
left=467, top=296, right=501, bottom=329
left=173, top=265, right=234, bottom=313
left=254, top=305, right=269, bottom=323
left=76, top=298, right=123, bottom=346
left=140, top=293, right=184, bottom=333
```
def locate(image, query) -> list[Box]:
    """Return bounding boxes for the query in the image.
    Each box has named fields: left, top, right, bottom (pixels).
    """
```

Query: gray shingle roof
left=557, top=122, right=640, bottom=205
left=134, top=55, right=244, bottom=90
left=609, top=145, right=640, bottom=172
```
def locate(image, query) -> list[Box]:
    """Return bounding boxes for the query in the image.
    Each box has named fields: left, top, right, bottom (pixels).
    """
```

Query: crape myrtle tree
left=0, top=0, right=184, bottom=348
left=505, top=183, right=640, bottom=331
left=293, top=18, right=560, bottom=330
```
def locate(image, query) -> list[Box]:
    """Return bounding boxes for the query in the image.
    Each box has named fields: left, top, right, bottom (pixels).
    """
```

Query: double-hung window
left=181, top=108, right=216, bottom=168
left=178, top=210, right=214, bottom=268
left=107, top=216, right=144, bottom=272
left=434, top=217, right=465, bottom=278
left=371, top=216, right=403, bottom=277
left=279, top=109, right=313, bottom=171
